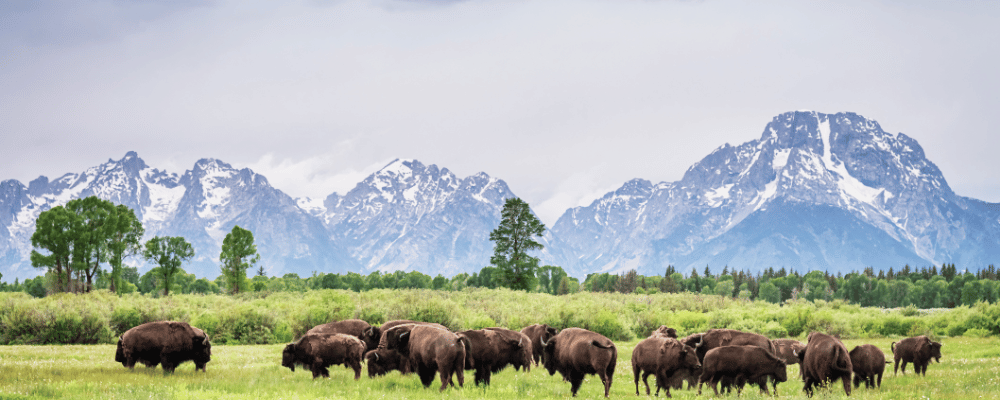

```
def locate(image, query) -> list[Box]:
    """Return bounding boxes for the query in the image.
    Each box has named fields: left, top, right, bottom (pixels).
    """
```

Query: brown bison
left=693, top=329, right=781, bottom=393
left=651, top=325, right=678, bottom=339
left=668, top=333, right=706, bottom=391
left=541, top=327, right=617, bottom=397
left=381, top=324, right=467, bottom=391
left=891, top=335, right=942, bottom=376
left=631, top=336, right=700, bottom=397
left=459, top=328, right=532, bottom=385
left=773, top=339, right=806, bottom=365
left=364, top=321, right=448, bottom=377
left=115, top=321, right=211, bottom=373
left=800, top=332, right=853, bottom=397
left=282, top=333, right=366, bottom=379
left=306, top=319, right=379, bottom=351
left=521, top=323, right=558, bottom=366
left=698, top=345, right=788, bottom=396
left=849, top=344, right=886, bottom=389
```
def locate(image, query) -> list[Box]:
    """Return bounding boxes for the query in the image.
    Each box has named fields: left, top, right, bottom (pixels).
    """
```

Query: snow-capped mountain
left=305, top=159, right=516, bottom=276
left=544, top=111, right=1000, bottom=276
left=0, top=152, right=352, bottom=279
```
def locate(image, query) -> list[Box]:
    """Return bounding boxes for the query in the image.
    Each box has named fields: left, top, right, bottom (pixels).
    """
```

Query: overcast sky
left=2, top=0, right=998, bottom=225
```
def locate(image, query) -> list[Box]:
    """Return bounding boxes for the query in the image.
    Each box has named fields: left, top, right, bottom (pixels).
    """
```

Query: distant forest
left=4, top=262, right=998, bottom=310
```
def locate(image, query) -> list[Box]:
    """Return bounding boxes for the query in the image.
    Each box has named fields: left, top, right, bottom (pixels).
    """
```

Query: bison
left=773, top=339, right=806, bottom=365
left=282, top=333, right=366, bottom=379
left=459, top=328, right=532, bottom=385
left=115, top=321, right=211, bottom=374
left=849, top=344, right=886, bottom=389
left=631, top=335, right=700, bottom=397
left=541, top=327, right=617, bottom=397
left=651, top=325, right=678, bottom=339
left=365, top=321, right=449, bottom=377
left=800, top=332, right=853, bottom=397
left=698, top=345, right=788, bottom=396
left=891, top=335, right=942, bottom=376
left=668, top=333, right=706, bottom=391
left=381, top=324, right=467, bottom=391
left=693, top=328, right=781, bottom=393
left=306, top=319, right=379, bottom=351
left=521, top=324, right=559, bottom=366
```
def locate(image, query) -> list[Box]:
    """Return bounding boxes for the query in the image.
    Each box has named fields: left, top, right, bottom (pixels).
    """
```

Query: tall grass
left=2, top=288, right=998, bottom=345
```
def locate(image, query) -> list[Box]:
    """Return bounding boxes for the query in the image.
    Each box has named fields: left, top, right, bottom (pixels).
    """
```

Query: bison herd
left=114, top=320, right=945, bottom=397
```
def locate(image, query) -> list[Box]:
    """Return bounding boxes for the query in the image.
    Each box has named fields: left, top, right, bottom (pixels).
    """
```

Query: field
left=1, top=337, right=997, bottom=399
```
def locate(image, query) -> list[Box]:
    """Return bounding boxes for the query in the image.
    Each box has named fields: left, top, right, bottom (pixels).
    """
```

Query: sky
left=1, top=0, right=998, bottom=225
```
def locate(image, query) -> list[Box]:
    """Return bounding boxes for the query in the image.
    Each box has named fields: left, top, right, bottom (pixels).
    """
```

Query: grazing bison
left=541, top=327, right=617, bottom=397
left=631, top=336, right=700, bottom=397
left=891, top=335, right=942, bottom=376
left=282, top=333, right=365, bottom=379
left=459, top=328, right=532, bottom=385
left=801, top=332, right=853, bottom=397
left=698, top=345, right=787, bottom=396
left=773, top=339, right=806, bottom=365
left=521, top=324, right=559, bottom=366
left=365, top=321, right=449, bottom=377
left=115, top=321, right=211, bottom=373
left=651, top=325, right=679, bottom=339
left=381, top=324, right=467, bottom=391
left=849, top=344, right=886, bottom=389
left=306, top=319, right=379, bottom=351
left=694, top=329, right=781, bottom=393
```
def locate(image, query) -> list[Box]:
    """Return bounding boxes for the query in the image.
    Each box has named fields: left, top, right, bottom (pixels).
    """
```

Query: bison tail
left=832, top=346, right=852, bottom=374
left=592, top=340, right=615, bottom=350
left=458, top=334, right=474, bottom=369
left=890, top=342, right=896, bottom=353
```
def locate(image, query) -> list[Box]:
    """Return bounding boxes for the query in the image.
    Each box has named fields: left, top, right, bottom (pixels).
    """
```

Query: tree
left=66, top=197, right=116, bottom=293
left=30, top=206, right=79, bottom=293
left=105, top=204, right=144, bottom=294
left=143, top=236, right=194, bottom=296
left=556, top=276, right=572, bottom=295
left=489, top=198, right=546, bottom=291
left=759, top=281, right=780, bottom=303
left=219, top=225, right=260, bottom=294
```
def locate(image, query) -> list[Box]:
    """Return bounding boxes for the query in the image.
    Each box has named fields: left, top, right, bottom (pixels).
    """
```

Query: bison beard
left=801, top=332, right=853, bottom=397
left=698, top=345, right=787, bottom=396
left=116, top=321, right=211, bottom=374
left=631, top=335, right=700, bottom=397
left=282, top=333, right=365, bottom=379
left=850, top=344, right=887, bottom=389
left=541, top=327, right=617, bottom=398
left=891, top=335, right=942, bottom=376
left=382, top=324, right=467, bottom=391
left=521, top=324, right=558, bottom=366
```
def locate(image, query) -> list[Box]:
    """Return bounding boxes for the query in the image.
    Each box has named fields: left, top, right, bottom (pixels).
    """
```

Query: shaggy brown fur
left=459, top=328, right=531, bottom=385
left=521, top=324, right=558, bottom=366
left=382, top=324, right=467, bottom=391
left=631, top=336, right=700, bottom=397
left=849, top=344, right=886, bottom=389
left=116, top=321, right=211, bottom=373
left=773, top=339, right=806, bottom=364
left=698, top=345, right=788, bottom=396
left=891, top=335, right=942, bottom=376
left=541, top=327, right=617, bottom=398
left=694, top=329, right=781, bottom=394
left=282, top=333, right=365, bottom=379
left=365, top=321, right=448, bottom=377
left=482, top=327, right=533, bottom=372
left=651, top=325, right=679, bottom=339
left=801, top=332, right=853, bottom=397
left=306, top=319, right=378, bottom=351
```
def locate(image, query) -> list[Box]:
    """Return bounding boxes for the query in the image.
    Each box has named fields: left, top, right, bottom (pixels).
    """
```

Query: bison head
left=653, top=325, right=678, bottom=339
left=540, top=335, right=558, bottom=376
left=931, top=341, right=943, bottom=363
left=362, top=326, right=381, bottom=352
left=282, top=343, right=298, bottom=371
left=365, top=349, right=401, bottom=378
left=192, top=334, right=211, bottom=372
left=115, top=336, right=126, bottom=366
left=383, top=325, right=415, bottom=355
left=679, top=344, right=701, bottom=371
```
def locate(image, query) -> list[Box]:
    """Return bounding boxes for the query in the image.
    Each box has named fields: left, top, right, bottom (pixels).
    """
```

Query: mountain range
left=2, top=111, right=998, bottom=281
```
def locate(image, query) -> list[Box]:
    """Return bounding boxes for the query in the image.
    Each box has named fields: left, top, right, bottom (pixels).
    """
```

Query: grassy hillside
left=1, top=337, right=996, bottom=399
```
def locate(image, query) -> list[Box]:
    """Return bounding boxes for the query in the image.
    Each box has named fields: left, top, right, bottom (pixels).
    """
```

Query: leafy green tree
left=66, top=197, right=119, bottom=292
left=556, top=275, right=571, bottom=295
left=489, top=198, right=546, bottom=291
left=219, top=225, right=260, bottom=294
left=105, top=204, right=144, bottom=294
left=432, top=274, right=448, bottom=290
left=142, top=236, right=194, bottom=296
left=759, top=281, right=780, bottom=303
left=190, top=278, right=221, bottom=294
left=715, top=279, right=734, bottom=297
left=30, top=205, right=79, bottom=293
left=24, top=276, right=47, bottom=298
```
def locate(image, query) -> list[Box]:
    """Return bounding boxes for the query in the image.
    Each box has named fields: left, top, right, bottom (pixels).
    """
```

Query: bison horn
left=374, top=353, right=380, bottom=362
left=540, top=336, right=550, bottom=347
left=203, top=336, right=210, bottom=346
left=792, top=349, right=797, bottom=357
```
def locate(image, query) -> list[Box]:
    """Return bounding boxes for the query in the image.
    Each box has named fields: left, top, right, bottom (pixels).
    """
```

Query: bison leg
left=350, top=360, right=362, bottom=380
left=417, top=365, right=436, bottom=388
left=853, top=374, right=862, bottom=389
left=569, top=371, right=585, bottom=397
left=633, top=365, right=641, bottom=395
left=641, top=371, right=652, bottom=395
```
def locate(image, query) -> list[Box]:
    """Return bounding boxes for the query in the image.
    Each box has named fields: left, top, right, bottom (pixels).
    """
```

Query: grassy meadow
left=1, top=337, right=998, bottom=399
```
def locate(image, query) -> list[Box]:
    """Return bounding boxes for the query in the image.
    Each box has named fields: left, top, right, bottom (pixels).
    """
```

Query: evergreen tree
left=489, top=198, right=546, bottom=291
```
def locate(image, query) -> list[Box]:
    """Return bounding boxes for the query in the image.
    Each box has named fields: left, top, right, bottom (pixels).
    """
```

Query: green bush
left=583, top=310, right=633, bottom=341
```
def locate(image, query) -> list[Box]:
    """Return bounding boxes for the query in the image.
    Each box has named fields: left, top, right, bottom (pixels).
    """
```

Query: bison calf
left=891, top=335, right=942, bottom=376
left=282, top=333, right=365, bottom=379
left=849, top=344, right=886, bottom=389
left=698, top=345, right=787, bottom=396
left=631, top=336, right=700, bottom=397
left=115, top=321, right=211, bottom=374
left=801, top=332, right=853, bottom=397
left=541, top=327, right=617, bottom=397
left=306, top=319, right=379, bottom=352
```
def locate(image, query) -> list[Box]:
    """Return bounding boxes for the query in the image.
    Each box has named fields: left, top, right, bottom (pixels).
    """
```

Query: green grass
left=1, top=337, right=997, bottom=399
